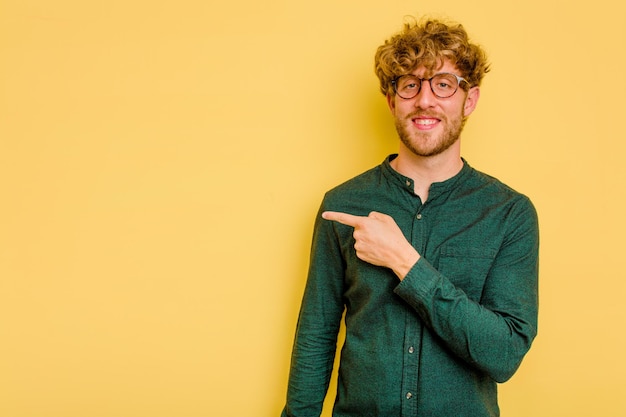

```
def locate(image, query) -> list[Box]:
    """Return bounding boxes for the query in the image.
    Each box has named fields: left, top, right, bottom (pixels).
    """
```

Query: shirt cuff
left=394, top=257, right=442, bottom=307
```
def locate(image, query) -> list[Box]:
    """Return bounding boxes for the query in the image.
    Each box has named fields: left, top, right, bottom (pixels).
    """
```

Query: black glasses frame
left=391, top=72, right=469, bottom=99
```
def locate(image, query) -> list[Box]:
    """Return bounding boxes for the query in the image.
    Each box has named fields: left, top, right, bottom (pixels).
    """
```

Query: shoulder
left=465, top=166, right=538, bottom=228
left=468, top=166, right=533, bottom=204
left=321, top=164, right=388, bottom=210
left=328, top=164, right=383, bottom=193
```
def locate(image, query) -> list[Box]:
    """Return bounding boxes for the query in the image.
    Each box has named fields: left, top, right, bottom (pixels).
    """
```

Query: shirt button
left=406, top=180, right=411, bottom=187
left=406, top=392, right=413, bottom=400
left=416, top=214, right=422, bottom=220
left=408, top=346, right=414, bottom=354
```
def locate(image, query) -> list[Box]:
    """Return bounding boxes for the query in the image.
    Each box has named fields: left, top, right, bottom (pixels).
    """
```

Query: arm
left=395, top=198, right=539, bottom=382
left=281, top=207, right=346, bottom=417
left=323, top=198, right=539, bottom=383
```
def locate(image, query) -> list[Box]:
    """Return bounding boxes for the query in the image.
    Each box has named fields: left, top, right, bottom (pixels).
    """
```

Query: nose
left=414, top=80, right=437, bottom=109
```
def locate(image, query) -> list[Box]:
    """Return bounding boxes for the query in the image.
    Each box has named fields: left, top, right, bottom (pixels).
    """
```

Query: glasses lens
left=431, top=74, right=459, bottom=98
left=395, top=76, right=421, bottom=99
left=394, top=73, right=463, bottom=99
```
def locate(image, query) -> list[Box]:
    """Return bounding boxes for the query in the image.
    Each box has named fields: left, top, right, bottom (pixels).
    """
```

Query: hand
left=322, top=211, right=420, bottom=280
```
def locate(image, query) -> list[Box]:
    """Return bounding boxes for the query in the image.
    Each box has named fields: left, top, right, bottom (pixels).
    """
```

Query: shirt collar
left=382, top=154, right=472, bottom=197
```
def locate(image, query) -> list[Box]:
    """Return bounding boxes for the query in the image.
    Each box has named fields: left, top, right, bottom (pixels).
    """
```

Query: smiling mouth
left=411, top=117, right=440, bottom=129
left=413, top=118, right=438, bottom=125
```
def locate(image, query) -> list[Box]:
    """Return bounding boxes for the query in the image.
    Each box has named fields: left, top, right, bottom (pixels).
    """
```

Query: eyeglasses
left=391, top=72, right=468, bottom=99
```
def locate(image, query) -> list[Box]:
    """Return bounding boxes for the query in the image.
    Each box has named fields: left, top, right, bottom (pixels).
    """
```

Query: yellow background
left=1, top=0, right=625, bottom=416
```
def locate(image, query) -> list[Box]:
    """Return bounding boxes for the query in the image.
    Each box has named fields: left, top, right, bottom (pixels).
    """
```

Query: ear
left=386, top=93, right=396, bottom=114
left=463, top=86, right=480, bottom=116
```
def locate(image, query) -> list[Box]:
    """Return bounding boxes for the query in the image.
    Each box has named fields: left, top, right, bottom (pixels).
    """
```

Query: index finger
left=322, top=211, right=364, bottom=227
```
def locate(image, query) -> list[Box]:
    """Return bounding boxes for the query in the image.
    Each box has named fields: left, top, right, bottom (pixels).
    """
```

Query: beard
left=394, top=110, right=467, bottom=157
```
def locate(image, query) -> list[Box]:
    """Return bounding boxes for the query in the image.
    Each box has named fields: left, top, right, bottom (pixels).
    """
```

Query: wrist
left=393, top=247, right=420, bottom=281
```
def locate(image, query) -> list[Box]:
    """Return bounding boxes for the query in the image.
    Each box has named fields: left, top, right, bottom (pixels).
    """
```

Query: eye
left=431, top=74, right=459, bottom=94
left=398, top=77, right=420, bottom=91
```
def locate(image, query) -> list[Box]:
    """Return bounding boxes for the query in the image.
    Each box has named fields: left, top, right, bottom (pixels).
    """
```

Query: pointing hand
left=322, top=211, right=420, bottom=280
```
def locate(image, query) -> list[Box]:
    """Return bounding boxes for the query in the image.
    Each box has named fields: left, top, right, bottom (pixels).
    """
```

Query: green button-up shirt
left=282, top=156, right=539, bottom=417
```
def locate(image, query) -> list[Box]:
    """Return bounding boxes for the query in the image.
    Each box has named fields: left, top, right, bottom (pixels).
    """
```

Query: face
left=387, top=61, right=480, bottom=158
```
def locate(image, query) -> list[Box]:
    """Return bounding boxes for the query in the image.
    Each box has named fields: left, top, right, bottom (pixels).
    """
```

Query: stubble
left=394, top=111, right=467, bottom=157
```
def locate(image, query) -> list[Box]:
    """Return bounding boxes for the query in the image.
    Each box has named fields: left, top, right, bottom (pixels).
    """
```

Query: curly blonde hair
left=374, top=18, right=490, bottom=96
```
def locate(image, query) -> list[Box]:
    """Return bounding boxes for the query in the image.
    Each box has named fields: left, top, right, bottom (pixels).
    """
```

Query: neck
left=390, top=143, right=463, bottom=202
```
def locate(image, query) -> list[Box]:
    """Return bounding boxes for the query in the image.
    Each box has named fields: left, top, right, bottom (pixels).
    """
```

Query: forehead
left=410, top=59, right=460, bottom=77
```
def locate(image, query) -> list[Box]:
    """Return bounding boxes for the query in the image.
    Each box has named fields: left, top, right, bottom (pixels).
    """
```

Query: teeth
left=415, top=119, right=437, bottom=125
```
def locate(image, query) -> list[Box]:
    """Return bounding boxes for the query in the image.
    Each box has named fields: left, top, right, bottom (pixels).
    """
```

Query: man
left=281, top=17, right=539, bottom=417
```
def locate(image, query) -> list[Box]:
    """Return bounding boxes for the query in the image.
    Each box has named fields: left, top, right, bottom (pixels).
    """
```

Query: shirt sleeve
left=281, top=204, right=346, bottom=417
left=394, top=196, right=539, bottom=383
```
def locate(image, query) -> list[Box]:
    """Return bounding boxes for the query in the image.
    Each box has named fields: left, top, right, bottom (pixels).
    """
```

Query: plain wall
left=1, top=0, right=625, bottom=416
